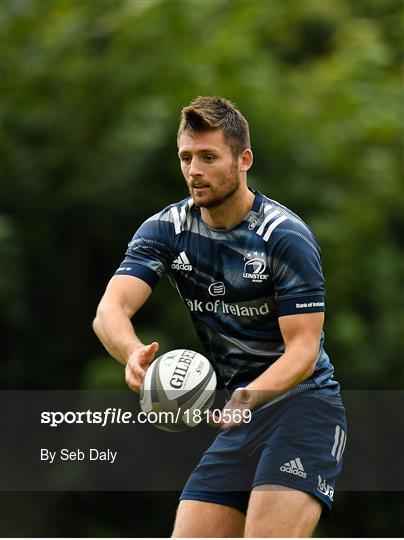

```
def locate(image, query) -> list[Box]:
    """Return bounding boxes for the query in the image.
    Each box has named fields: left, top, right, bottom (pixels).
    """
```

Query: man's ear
left=239, top=148, right=253, bottom=172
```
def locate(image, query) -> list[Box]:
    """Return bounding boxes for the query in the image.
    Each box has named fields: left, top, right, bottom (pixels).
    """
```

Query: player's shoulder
left=137, top=196, right=195, bottom=237
left=253, top=191, right=320, bottom=252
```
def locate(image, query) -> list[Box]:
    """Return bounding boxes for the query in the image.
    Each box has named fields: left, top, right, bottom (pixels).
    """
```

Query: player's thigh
left=172, top=499, right=245, bottom=538
left=245, top=485, right=322, bottom=538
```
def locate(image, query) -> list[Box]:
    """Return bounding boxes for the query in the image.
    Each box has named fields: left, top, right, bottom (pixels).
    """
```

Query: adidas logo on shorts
left=280, top=457, right=307, bottom=478
left=171, top=251, right=192, bottom=271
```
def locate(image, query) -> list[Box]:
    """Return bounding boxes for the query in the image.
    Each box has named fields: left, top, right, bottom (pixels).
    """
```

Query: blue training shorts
left=180, top=392, right=347, bottom=515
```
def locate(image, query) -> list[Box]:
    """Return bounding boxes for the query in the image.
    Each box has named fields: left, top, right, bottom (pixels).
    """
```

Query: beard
left=188, top=162, right=241, bottom=209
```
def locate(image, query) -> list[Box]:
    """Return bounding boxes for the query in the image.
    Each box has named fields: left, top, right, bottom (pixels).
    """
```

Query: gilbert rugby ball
left=140, top=349, right=217, bottom=432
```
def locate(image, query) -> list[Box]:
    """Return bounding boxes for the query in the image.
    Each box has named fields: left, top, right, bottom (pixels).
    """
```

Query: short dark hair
left=178, top=96, right=250, bottom=157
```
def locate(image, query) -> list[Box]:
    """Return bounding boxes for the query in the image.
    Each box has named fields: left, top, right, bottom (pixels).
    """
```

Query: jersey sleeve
left=270, top=223, right=325, bottom=317
left=114, top=216, right=172, bottom=289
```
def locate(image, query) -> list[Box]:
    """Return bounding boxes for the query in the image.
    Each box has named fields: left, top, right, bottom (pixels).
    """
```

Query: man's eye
left=204, top=155, right=215, bottom=162
left=181, top=156, right=191, bottom=163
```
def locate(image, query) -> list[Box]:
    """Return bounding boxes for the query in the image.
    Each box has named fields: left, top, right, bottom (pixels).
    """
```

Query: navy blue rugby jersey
left=115, top=190, right=340, bottom=400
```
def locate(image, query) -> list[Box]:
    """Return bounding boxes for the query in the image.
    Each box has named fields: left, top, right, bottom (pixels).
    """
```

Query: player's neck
left=200, top=185, right=255, bottom=230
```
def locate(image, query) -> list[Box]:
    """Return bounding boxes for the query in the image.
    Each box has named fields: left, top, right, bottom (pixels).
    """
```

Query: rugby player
left=93, top=96, right=347, bottom=537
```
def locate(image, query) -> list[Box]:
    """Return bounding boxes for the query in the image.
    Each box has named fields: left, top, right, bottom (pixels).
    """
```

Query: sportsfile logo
left=171, top=251, right=192, bottom=271
left=280, top=457, right=307, bottom=478
left=243, top=252, right=268, bottom=283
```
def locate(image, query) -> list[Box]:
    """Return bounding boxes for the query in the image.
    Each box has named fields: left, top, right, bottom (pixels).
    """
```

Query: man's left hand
left=208, top=387, right=255, bottom=429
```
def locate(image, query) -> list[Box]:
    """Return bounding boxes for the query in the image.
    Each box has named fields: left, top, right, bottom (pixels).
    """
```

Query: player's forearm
left=246, top=341, right=318, bottom=407
left=92, top=306, right=144, bottom=365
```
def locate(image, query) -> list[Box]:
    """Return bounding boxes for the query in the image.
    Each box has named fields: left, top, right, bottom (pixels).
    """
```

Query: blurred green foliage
left=1, top=0, right=403, bottom=536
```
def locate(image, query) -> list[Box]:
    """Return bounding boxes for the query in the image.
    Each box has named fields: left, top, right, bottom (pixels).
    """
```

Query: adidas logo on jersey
left=171, top=251, right=192, bottom=271
left=280, top=457, right=307, bottom=478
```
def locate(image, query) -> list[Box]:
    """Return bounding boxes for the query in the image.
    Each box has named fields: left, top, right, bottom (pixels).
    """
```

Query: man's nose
left=189, top=158, right=203, bottom=177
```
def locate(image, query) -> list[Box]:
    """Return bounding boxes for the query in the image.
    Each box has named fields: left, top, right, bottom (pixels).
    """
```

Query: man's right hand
left=125, top=342, right=160, bottom=393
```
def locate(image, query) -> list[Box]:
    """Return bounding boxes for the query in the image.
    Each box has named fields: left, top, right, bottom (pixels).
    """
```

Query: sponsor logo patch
left=280, top=457, right=307, bottom=479
left=171, top=251, right=192, bottom=271
left=317, top=475, right=334, bottom=501
left=248, top=219, right=257, bottom=230
left=208, top=282, right=226, bottom=296
left=296, top=301, right=325, bottom=309
left=185, top=298, right=270, bottom=317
